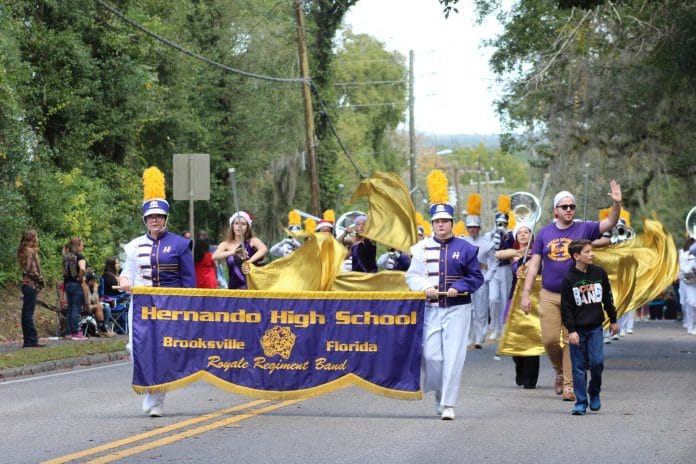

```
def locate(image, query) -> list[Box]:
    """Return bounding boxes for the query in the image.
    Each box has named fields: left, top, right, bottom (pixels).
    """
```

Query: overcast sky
left=344, top=0, right=504, bottom=136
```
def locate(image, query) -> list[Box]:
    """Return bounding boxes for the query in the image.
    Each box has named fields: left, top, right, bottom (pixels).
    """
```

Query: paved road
left=0, top=320, right=694, bottom=463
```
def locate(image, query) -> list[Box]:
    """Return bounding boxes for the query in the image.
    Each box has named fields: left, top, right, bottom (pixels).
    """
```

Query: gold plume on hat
left=453, top=220, right=466, bottom=237
left=498, top=195, right=511, bottom=214
left=426, top=170, right=449, bottom=205
left=288, top=209, right=301, bottom=227
left=598, top=207, right=631, bottom=227
left=466, top=193, right=481, bottom=216
left=415, top=212, right=431, bottom=236
left=323, top=209, right=335, bottom=224
left=303, top=217, right=316, bottom=234
left=143, top=167, right=165, bottom=202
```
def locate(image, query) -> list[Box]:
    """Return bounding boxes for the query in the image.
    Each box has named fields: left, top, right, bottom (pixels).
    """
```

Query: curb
left=0, top=350, right=130, bottom=380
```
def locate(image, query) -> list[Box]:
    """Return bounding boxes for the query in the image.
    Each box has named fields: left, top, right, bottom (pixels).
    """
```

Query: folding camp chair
left=99, top=276, right=130, bottom=334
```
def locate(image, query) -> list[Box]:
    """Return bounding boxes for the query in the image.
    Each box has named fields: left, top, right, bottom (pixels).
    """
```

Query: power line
left=96, top=0, right=304, bottom=84
left=334, top=79, right=407, bottom=86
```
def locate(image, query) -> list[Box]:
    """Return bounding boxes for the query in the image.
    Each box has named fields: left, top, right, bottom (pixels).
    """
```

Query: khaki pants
left=538, top=289, right=573, bottom=389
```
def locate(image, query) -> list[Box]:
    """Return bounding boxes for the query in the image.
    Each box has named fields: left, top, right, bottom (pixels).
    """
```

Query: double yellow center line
left=42, top=399, right=304, bottom=464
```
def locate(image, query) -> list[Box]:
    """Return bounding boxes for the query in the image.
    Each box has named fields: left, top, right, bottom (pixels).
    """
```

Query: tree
left=330, top=30, right=408, bottom=194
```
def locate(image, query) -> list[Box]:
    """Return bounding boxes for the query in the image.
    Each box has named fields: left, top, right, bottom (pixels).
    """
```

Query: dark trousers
left=569, top=325, right=605, bottom=407
left=513, top=356, right=540, bottom=388
left=65, top=281, right=83, bottom=335
left=21, top=284, right=39, bottom=347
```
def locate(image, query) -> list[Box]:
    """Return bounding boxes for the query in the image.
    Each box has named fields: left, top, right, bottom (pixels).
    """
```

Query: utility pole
left=293, top=0, right=321, bottom=215
left=408, top=50, right=416, bottom=195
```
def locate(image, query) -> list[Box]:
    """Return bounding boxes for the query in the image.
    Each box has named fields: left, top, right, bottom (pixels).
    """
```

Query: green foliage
left=330, top=30, right=409, bottom=201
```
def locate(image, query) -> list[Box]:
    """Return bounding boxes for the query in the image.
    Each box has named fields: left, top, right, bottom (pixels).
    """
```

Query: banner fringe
left=132, top=286, right=423, bottom=301
left=133, top=371, right=422, bottom=401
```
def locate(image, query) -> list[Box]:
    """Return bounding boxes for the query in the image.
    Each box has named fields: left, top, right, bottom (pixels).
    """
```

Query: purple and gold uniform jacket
left=406, top=235, right=484, bottom=307
left=122, top=230, right=196, bottom=288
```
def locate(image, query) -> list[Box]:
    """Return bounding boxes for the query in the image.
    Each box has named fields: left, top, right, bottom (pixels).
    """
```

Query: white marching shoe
left=441, top=407, right=455, bottom=420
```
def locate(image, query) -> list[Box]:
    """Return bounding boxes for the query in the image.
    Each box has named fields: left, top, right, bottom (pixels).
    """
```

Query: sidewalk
left=0, top=334, right=130, bottom=379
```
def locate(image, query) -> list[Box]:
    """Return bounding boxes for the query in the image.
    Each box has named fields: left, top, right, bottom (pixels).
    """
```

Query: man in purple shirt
left=519, top=180, right=622, bottom=401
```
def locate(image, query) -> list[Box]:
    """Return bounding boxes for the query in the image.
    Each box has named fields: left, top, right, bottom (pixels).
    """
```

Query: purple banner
left=131, top=289, right=424, bottom=400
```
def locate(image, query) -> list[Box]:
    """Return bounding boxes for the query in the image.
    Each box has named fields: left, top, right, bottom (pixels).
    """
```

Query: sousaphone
left=335, top=210, right=367, bottom=237
left=686, top=206, right=696, bottom=239
left=510, top=191, right=541, bottom=226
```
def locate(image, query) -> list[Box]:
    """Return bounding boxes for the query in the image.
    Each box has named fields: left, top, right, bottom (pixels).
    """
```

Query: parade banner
left=131, top=288, right=424, bottom=400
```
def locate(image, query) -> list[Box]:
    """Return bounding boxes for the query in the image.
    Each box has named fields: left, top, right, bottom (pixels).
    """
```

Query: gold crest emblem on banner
left=260, top=326, right=297, bottom=360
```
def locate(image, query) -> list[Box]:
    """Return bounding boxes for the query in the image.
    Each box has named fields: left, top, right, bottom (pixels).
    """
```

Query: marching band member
left=315, top=209, right=336, bottom=234
left=213, top=211, right=267, bottom=289
left=269, top=210, right=303, bottom=258
left=377, top=248, right=411, bottom=271
left=119, top=167, right=196, bottom=417
left=339, top=214, right=377, bottom=273
left=406, top=170, right=484, bottom=420
left=462, top=193, right=496, bottom=349
left=488, top=196, right=516, bottom=341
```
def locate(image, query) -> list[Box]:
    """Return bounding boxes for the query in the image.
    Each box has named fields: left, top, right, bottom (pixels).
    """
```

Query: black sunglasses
left=557, top=204, right=576, bottom=211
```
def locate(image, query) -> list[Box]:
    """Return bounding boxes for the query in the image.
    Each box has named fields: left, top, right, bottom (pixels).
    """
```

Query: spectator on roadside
left=62, top=237, right=89, bottom=341
left=17, top=229, right=46, bottom=348
left=100, top=256, right=122, bottom=298
left=85, top=269, right=115, bottom=337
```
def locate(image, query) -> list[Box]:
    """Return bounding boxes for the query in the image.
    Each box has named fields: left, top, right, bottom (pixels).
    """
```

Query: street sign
left=173, top=153, right=210, bottom=201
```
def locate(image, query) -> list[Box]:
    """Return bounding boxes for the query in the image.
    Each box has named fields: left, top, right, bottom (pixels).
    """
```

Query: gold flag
left=496, top=276, right=545, bottom=356
left=332, top=271, right=411, bottom=292
left=594, top=218, right=679, bottom=317
left=350, top=171, right=418, bottom=253
left=246, top=232, right=346, bottom=291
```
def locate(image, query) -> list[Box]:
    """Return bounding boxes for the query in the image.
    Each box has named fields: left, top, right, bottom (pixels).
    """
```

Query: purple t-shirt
left=532, top=220, right=601, bottom=293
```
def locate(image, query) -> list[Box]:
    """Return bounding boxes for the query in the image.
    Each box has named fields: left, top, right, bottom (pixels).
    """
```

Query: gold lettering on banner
left=207, top=356, right=249, bottom=371
left=253, top=357, right=309, bottom=374
left=314, top=357, right=348, bottom=371
left=163, top=336, right=245, bottom=349
left=141, top=306, right=262, bottom=323
left=334, top=311, right=418, bottom=325
left=326, top=340, right=378, bottom=352
left=269, top=310, right=326, bottom=328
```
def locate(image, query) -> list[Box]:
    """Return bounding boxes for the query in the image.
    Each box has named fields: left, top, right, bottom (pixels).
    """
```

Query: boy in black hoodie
left=561, top=239, right=618, bottom=416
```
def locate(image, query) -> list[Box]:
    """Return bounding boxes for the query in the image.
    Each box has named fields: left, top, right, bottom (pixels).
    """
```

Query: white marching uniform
left=406, top=236, right=484, bottom=410
left=122, top=230, right=195, bottom=415
left=269, top=237, right=301, bottom=258
left=487, top=230, right=515, bottom=340
left=462, top=234, right=496, bottom=345
left=679, top=248, right=696, bottom=334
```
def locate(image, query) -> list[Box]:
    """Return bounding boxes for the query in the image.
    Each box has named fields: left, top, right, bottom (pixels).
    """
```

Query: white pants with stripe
left=423, top=303, right=472, bottom=408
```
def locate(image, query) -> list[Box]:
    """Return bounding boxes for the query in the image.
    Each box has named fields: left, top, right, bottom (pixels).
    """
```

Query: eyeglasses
left=146, top=214, right=166, bottom=221
left=557, top=204, right=576, bottom=211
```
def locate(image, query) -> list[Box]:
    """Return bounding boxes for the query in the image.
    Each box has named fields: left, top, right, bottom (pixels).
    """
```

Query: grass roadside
left=0, top=338, right=127, bottom=369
